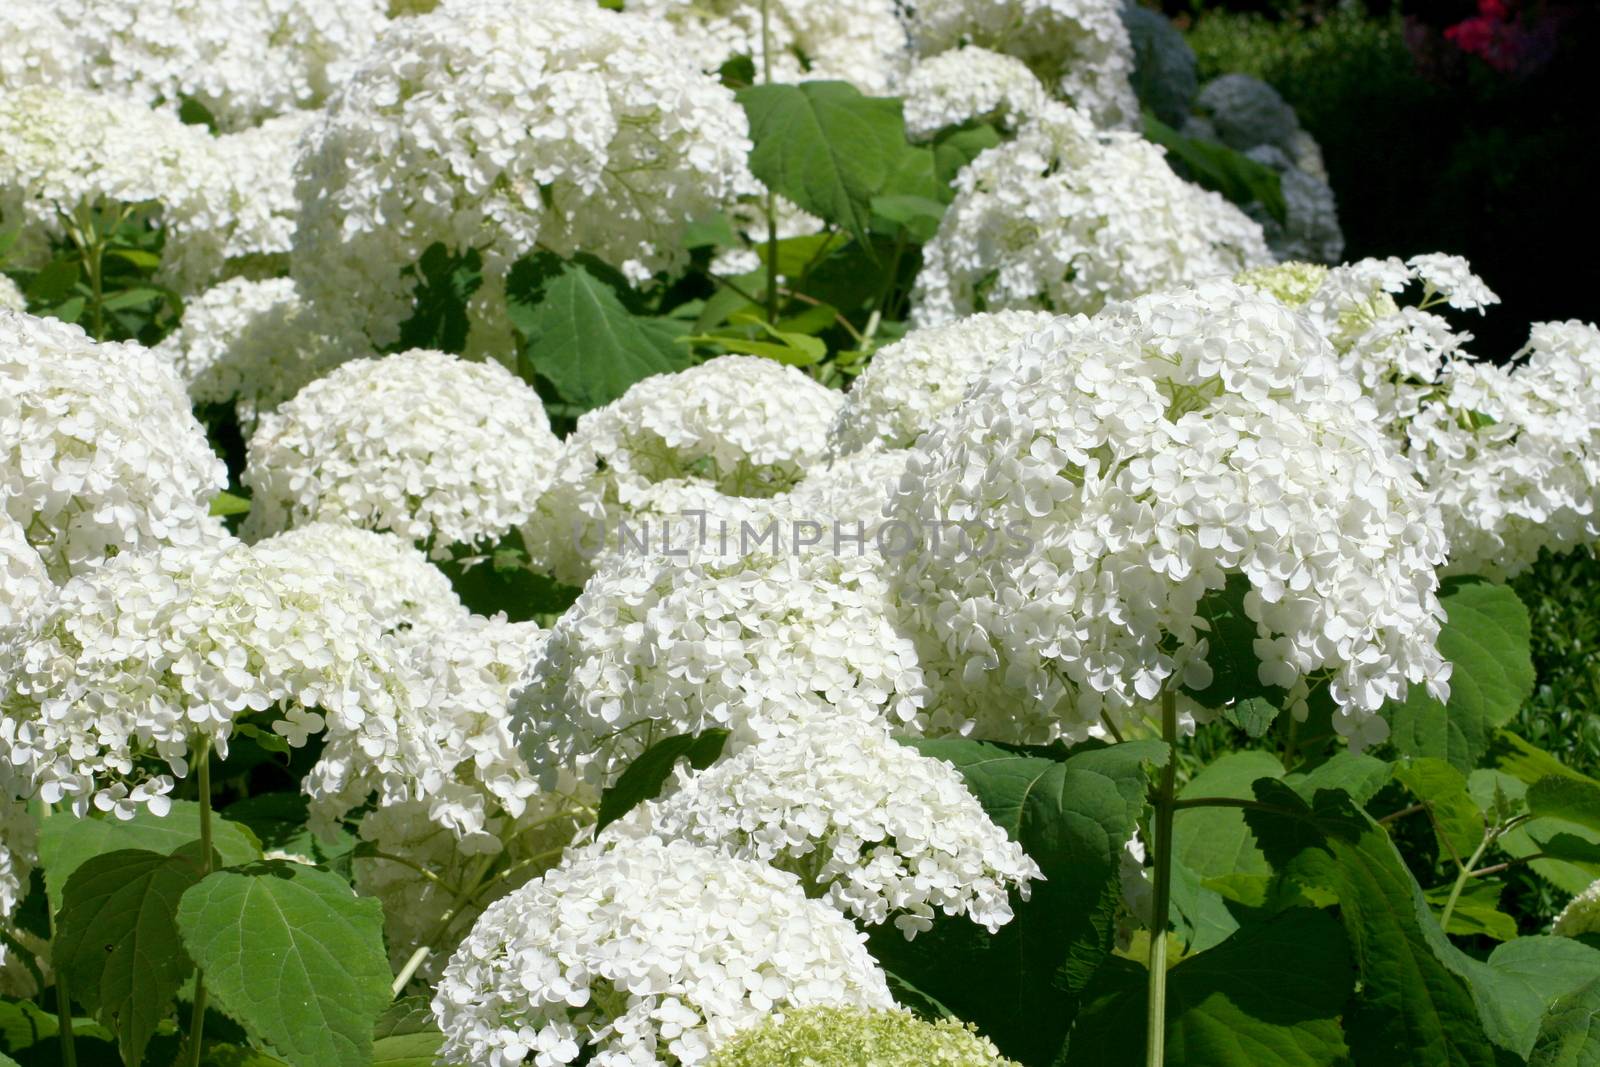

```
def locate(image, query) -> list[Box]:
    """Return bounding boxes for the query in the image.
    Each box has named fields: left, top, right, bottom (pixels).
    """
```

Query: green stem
left=40, top=804, right=78, bottom=1067
left=1439, top=831, right=1494, bottom=935
left=1146, top=689, right=1179, bottom=1067
left=187, top=737, right=214, bottom=1067
left=759, top=0, right=779, bottom=326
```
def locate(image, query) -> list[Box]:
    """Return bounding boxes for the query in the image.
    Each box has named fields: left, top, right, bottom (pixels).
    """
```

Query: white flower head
left=431, top=836, right=895, bottom=1067
left=0, top=3, right=83, bottom=94
left=1554, top=878, right=1600, bottom=939
left=902, top=47, right=1050, bottom=141
left=911, top=104, right=1271, bottom=325
left=242, top=349, right=560, bottom=554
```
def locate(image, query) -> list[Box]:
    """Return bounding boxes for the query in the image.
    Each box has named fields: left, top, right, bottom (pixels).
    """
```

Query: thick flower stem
left=187, top=737, right=213, bottom=1067
left=1146, top=689, right=1179, bottom=1067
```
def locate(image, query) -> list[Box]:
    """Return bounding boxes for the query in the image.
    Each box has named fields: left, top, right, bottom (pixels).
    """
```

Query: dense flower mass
left=155, top=277, right=365, bottom=426
left=0, top=538, right=413, bottom=817
left=905, top=0, right=1141, bottom=129
left=911, top=104, right=1271, bottom=325
left=432, top=836, right=895, bottom=1067
left=609, top=719, right=1041, bottom=936
left=56, top=0, right=387, bottom=130
left=209, top=111, right=319, bottom=266
left=523, top=356, right=842, bottom=584
left=0, top=311, right=226, bottom=580
left=901, top=47, right=1049, bottom=140
left=515, top=544, right=926, bottom=790
left=242, top=349, right=560, bottom=553
left=708, top=1007, right=1018, bottom=1067
left=624, top=0, right=909, bottom=95
left=0, top=5, right=79, bottom=94
left=1554, top=878, right=1600, bottom=938
left=884, top=281, right=1450, bottom=747
left=830, top=310, right=1054, bottom=453
left=291, top=0, right=753, bottom=349
left=0, top=517, right=52, bottom=636
left=0, top=276, right=23, bottom=313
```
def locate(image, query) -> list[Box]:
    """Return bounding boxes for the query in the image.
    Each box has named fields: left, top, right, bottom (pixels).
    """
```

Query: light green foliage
left=708, top=1007, right=1017, bottom=1067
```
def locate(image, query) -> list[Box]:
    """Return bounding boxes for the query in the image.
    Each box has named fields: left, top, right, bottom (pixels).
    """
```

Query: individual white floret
left=431, top=836, right=895, bottom=1067
left=241, top=349, right=560, bottom=554
left=59, top=0, right=387, bottom=131
left=292, top=0, right=753, bottom=348
left=902, top=47, right=1050, bottom=140
left=522, top=356, right=842, bottom=585
left=153, top=277, right=368, bottom=427
left=514, top=544, right=926, bottom=791
left=906, top=0, right=1141, bottom=129
left=831, top=311, right=1054, bottom=453
left=0, top=538, right=418, bottom=818
left=884, top=281, right=1450, bottom=749
left=623, top=0, right=909, bottom=95
left=609, top=718, right=1040, bottom=937
left=0, top=311, right=227, bottom=581
left=910, top=104, right=1271, bottom=325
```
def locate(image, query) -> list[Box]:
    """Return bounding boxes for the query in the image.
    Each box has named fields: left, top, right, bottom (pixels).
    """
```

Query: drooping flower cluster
left=609, top=719, right=1040, bottom=936
left=911, top=104, right=1271, bottom=325
left=1554, top=877, right=1600, bottom=938
left=901, top=47, right=1050, bottom=141
left=0, top=538, right=415, bottom=817
left=432, top=836, right=895, bottom=1067
left=291, top=0, right=753, bottom=349
left=515, top=545, right=926, bottom=791
left=523, top=357, right=842, bottom=584
left=242, top=349, right=560, bottom=554
left=56, top=0, right=387, bottom=130
left=905, top=0, right=1142, bottom=129
left=830, top=311, right=1054, bottom=453
left=708, top=1007, right=1018, bottom=1067
left=623, top=0, right=909, bottom=95
left=884, top=281, right=1451, bottom=748
left=154, top=277, right=366, bottom=427
left=0, top=311, right=227, bottom=581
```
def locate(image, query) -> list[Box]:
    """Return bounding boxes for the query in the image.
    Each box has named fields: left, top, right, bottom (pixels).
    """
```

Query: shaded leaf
left=595, top=729, right=732, bottom=833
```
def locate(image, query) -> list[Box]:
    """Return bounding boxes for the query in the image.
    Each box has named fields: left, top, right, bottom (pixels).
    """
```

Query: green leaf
left=1528, top=776, right=1600, bottom=835
left=393, top=242, right=482, bottom=355
left=1071, top=908, right=1353, bottom=1066
left=371, top=1032, right=445, bottom=1067
left=1491, top=730, right=1592, bottom=787
left=55, top=847, right=207, bottom=1066
left=100, top=286, right=164, bottom=311
left=1464, top=937, right=1600, bottom=1058
left=208, top=490, right=251, bottom=517
left=754, top=232, right=851, bottom=278
left=1224, top=696, right=1281, bottom=738
left=1144, top=111, right=1288, bottom=223
left=1470, top=770, right=1600, bottom=895
left=26, top=258, right=79, bottom=304
left=930, top=121, right=1002, bottom=188
left=869, top=738, right=1166, bottom=1064
left=869, top=194, right=945, bottom=242
left=682, top=212, right=739, bottom=250
left=222, top=794, right=356, bottom=873
left=736, top=81, right=911, bottom=243
left=39, top=802, right=261, bottom=916
left=595, top=729, right=732, bottom=833
left=686, top=314, right=826, bottom=366
left=1529, top=977, right=1600, bottom=1067
left=1388, top=578, right=1534, bottom=772
left=1172, top=750, right=1283, bottom=947
left=1424, top=881, right=1518, bottom=941
left=1184, top=574, right=1288, bottom=710
left=1395, top=757, right=1487, bottom=863
left=175, top=862, right=392, bottom=1067
left=507, top=252, right=690, bottom=412
left=104, top=247, right=163, bottom=272
left=1245, top=781, right=1499, bottom=1066
left=1286, top=751, right=1394, bottom=806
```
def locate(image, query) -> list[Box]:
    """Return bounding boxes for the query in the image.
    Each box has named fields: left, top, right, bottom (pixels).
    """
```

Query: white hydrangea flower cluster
left=1235, top=261, right=1329, bottom=309
left=154, top=277, right=367, bottom=426
left=0, top=276, right=24, bottom=313
left=292, top=0, right=753, bottom=349
left=1554, top=877, right=1600, bottom=939
left=884, top=282, right=1450, bottom=748
left=515, top=545, right=926, bottom=791
left=251, top=522, right=465, bottom=636
left=242, top=349, right=560, bottom=554
left=0, top=795, right=35, bottom=936
left=306, top=612, right=553, bottom=844
left=905, top=0, right=1141, bottom=129
left=911, top=105, right=1271, bottom=325
left=624, top=0, right=909, bottom=95
left=0, top=4, right=80, bottom=93
left=778, top=445, right=911, bottom=533
left=0, top=311, right=226, bottom=581
left=0, top=538, right=416, bottom=818
left=523, top=357, right=842, bottom=584
left=609, top=719, right=1040, bottom=937
left=58, top=0, right=387, bottom=130
left=902, top=47, right=1050, bottom=141
left=432, top=836, right=895, bottom=1067
left=209, top=111, right=318, bottom=266
left=0, top=87, right=233, bottom=291
left=830, top=311, right=1054, bottom=453
left=0, top=517, right=52, bottom=638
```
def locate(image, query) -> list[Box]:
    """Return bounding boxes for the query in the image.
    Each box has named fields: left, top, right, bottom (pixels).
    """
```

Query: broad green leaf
left=687, top=314, right=825, bottom=366
left=1224, top=696, right=1281, bottom=738
left=737, top=82, right=910, bottom=243
left=930, top=121, right=1002, bottom=188
left=1395, top=758, right=1487, bottom=863
left=1388, top=578, right=1534, bottom=772
left=222, top=794, right=356, bottom=874
left=203, top=1044, right=291, bottom=1066
left=507, top=253, right=690, bottom=412
left=1529, top=776, right=1600, bottom=835
left=26, top=258, right=79, bottom=304
left=374, top=997, right=436, bottom=1039
left=1530, top=977, right=1600, bottom=1067
left=870, top=194, right=945, bottom=242
left=209, top=490, right=251, bottom=517
left=0, top=1000, right=120, bottom=1067
left=38, top=802, right=261, bottom=916
left=176, top=862, right=391, bottom=1067
left=372, top=1032, right=445, bottom=1067
left=753, top=232, right=851, bottom=278
left=1184, top=575, right=1288, bottom=710
left=393, top=243, right=482, bottom=355
left=1286, top=751, right=1393, bottom=806
left=869, top=738, right=1166, bottom=1064
left=1424, top=881, right=1518, bottom=941
left=682, top=212, right=739, bottom=250
left=1462, top=937, right=1600, bottom=1058
left=1169, top=855, right=1241, bottom=952
left=1470, top=770, right=1600, bottom=894
left=1491, top=730, right=1593, bottom=787
left=1070, top=908, right=1353, bottom=1066
left=1172, top=750, right=1283, bottom=946
left=1245, top=782, right=1499, bottom=1066
left=55, top=846, right=207, bottom=1066
left=595, top=729, right=732, bottom=833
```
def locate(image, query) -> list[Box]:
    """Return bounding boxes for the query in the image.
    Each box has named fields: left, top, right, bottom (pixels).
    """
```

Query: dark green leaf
left=1224, top=696, right=1281, bottom=738
left=26, top=258, right=79, bottom=304
left=1424, top=881, right=1517, bottom=941
left=595, top=729, right=732, bottom=833
left=1529, top=977, right=1600, bottom=1067
left=372, top=1031, right=445, bottom=1067
left=175, top=862, right=392, bottom=1067
left=1184, top=574, right=1287, bottom=710
left=930, top=121, right=1002, bottom=188
left=1470, top=770, right=1600, bottom=895
left=393, top=243, right=483, bottom=355
left=1172, top=750, right=1283, bottom=946
left=1528, top=776, right=1600, bottom=835
left=1286, top=751, right=1393, bottom=806
left=1463, top=936, right=1600, bottom=1058
left=1395, top=757, right=1486, bottom=863
left=869, top=194, right=945, bottom=242
left=222, top=793, right=356, bottom=873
